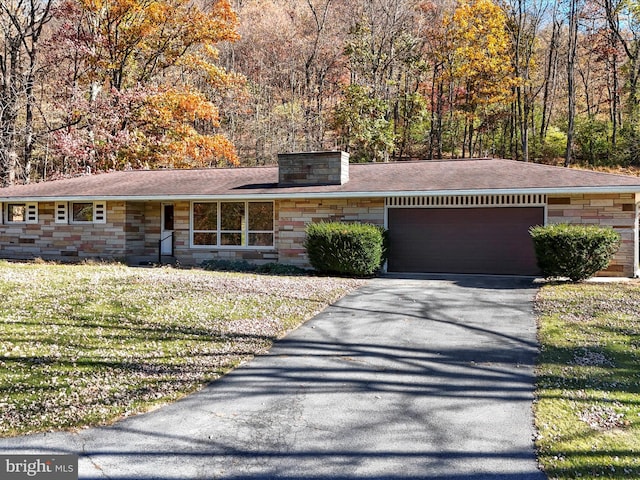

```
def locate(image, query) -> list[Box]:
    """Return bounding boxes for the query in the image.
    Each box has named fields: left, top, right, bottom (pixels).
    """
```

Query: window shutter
left=55, top=202, right=68, bottom=224
left=25, top=203, right=38, bottom=223
left=94, top=202, right=106, bottom=223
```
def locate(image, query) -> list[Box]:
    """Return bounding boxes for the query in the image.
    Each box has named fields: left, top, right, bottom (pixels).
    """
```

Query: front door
left=161, top=204, right=174, bottom=255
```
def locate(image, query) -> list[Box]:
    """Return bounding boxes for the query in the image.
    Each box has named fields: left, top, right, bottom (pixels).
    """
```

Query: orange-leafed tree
left=47, top=0, right=242, bottom=173
left=128, top=87, right=238, bottom=168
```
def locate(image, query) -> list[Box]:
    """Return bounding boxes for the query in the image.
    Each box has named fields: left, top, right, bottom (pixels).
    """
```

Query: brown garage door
left=387, top=207, right=543, bottom=275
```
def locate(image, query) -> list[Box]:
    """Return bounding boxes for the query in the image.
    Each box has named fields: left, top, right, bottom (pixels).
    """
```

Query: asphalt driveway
left=0, top=274, right=546, bottom=479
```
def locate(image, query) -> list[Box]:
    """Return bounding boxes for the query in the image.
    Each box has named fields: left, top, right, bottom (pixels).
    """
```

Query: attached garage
left=386, top=196, right=545, bottom=275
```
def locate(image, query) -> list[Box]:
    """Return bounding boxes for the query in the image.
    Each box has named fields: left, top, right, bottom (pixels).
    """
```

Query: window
left=68, top=202, right=107, bottom=224
left=191, top=201, right=274, bottom=248
left=193, top=202, right=218, bottom=246
left=72, top=203, right=94, bottom=222
left=248, top=202, right=274, bottom=246
left=5, top=202, right=37, bottom=224
left=221, top=202, right=244, bottom=246
left=7, top=204, right=26, bottom=222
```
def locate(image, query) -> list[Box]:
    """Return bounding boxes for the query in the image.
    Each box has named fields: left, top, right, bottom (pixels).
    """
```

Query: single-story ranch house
left=0, top=151, right=639, bottom=277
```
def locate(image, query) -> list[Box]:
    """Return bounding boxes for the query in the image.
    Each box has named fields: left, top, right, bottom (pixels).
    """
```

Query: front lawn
left=535, top=281, right=640, bottom=479
left=0, top=261, right=364, bottom=437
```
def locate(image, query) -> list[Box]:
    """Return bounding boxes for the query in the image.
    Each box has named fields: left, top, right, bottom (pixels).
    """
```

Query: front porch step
left=160, top=255, right=178, bottom=265
left=126, top=255, right=177, bottom=267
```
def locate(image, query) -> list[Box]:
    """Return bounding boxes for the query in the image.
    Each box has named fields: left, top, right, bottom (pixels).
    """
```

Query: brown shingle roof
left=2, top=158, right=640, bottom=200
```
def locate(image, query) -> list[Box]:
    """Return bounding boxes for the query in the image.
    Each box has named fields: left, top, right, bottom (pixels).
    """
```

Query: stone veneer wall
left=3, top=194, right=635, bottom=276
left=0, top=201, right=142, bottom=261
left=148, top=198, right=384, bottom=267
left=124, top=202, right=146, bottom=256
left=141, top=202, right=161, bottom=256
left=547, top=193, right=639, bottom=277
left=277, top=197, right=385, bottom=267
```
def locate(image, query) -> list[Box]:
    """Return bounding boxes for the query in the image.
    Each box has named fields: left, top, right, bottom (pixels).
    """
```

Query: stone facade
left=0, top=193, right=638, bottom=276
left=158, top=197, right=384, bottom=267
left=277, top=197, right=385, bottom=266
left=547, top=193, right=639, bottom=277
left=0, top=201, right=132, bottom=261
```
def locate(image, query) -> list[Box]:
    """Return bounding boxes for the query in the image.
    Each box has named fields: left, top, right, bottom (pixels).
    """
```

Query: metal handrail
left=158, top=232, right=174, bottom=264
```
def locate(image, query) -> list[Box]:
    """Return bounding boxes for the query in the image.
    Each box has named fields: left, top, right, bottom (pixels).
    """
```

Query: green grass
left=0, top=261, right=363, bottom=437
left=535, top=281, right=640, bottom=479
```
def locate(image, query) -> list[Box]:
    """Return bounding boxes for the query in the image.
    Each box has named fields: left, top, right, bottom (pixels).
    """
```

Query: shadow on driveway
left=0, top=275, right=546, bottom=479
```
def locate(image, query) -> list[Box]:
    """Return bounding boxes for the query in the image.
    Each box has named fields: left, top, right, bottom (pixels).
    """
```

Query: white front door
left=161, top=204, right=174, bottom=255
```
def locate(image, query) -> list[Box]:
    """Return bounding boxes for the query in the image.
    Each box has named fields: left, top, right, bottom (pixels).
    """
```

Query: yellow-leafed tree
left=444, top=0, right=517, bottom=157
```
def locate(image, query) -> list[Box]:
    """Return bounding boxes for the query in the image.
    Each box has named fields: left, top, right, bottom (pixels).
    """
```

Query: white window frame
left=191, top=201, right=218, bottom=247
left=4, top=202, right=38, bottom=224
left=55, top=202, right=68, bottom=224
left=190, top=201, right=274, bottom=249
left=94, top=202, right=106, bottom=223
left=246, top=202, right=276, bottom=248
left=69, top=201, right=107, bottom=224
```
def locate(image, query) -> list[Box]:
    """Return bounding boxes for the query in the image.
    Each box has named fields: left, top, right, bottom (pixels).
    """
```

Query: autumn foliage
left=42, top=0, right=242, bottom=176
left=4, top=0, right=640, bottom=183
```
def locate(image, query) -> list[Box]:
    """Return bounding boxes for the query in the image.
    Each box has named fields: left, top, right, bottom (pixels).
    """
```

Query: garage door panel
left=387, top=207, right=543, bottom=275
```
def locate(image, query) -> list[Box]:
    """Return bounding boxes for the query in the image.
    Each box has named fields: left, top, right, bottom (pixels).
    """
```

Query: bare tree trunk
left=462, top=121, right=467, bottom=158
left=540, top=4, right=561, bottom=142
left=428, top=63, right=444, bottom=160
left=0, top=35, right=20, bottom=186
left=512, top=0, right=525, bottom=161
left=303, top=0, right=332, bottom=151
left=610, top=41, right=619, bottom=148
left=23, top=0, right=51, bottom=182
left=0, top=0, right=53, bottom=184
left=510, top=100, right=517, bottom=159
left=436, top=78, right=443, bottom=159
left=565, top=0, right=578, bottom=167
left=604, top=0, right=640, bottom=124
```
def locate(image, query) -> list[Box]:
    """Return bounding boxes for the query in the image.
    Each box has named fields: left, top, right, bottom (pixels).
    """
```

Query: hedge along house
left=1, top=151, right=640, bottom=277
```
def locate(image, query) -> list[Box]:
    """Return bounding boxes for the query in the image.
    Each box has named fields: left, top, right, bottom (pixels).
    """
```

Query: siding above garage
left=386, top=193, right=547, bottom=208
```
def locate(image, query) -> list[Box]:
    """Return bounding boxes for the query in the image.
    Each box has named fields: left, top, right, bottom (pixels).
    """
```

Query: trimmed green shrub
left=201, top=259, right=256, bottom=272
left=255, top=263, right=307, bottom=275
left=201, top=259, right=306, bottom=275
left=304, top=222, right=386, bottom=276
left=529, top=224, right=621, bottom=282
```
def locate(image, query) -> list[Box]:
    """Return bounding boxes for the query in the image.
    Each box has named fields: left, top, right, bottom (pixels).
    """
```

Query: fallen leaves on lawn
left=0, top=263, right=365, bottom=436
left=578, top=404, right=627, bottom=431
left=572, top=349, right=614, bottom=367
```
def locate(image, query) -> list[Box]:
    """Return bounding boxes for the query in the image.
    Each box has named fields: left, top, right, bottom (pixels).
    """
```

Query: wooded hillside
left=2, top=0, right=639, bottom=184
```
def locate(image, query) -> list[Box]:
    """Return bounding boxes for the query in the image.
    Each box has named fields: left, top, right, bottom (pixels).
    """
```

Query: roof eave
left=1, top=185, right=640, bottom=202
